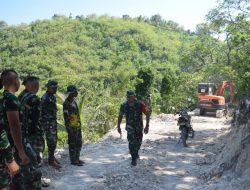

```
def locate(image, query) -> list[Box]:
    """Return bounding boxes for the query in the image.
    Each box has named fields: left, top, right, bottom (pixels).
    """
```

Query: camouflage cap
left=66, top=85, right=78, bottom=93
left=126, top=90, right=135, bottom=97
left=46, top=80, right=58, bottom=88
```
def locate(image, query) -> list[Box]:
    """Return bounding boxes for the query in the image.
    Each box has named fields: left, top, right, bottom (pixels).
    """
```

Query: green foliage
left=206, top=0, right=250, bottom=97
left=159, top=72, right=200, bottom=113
left=199, top=64, right=237, bottom=84
left=78, top=92, right=120, bottom=142
left=159, top=67, right=176, bottom=113
left=229, top=16, right=250, bottom=96
left=135, top=67, right=154, bottom=101
left=160, top=71, right=175, bottom=96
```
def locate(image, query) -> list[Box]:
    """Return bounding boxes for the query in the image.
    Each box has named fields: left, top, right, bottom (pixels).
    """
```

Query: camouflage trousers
left=27, top=134, right=45, bottom=164
left=126, top=126, right=143, bottom=158
left=11, top=144, right=42, bottom=190
left=44, top=123, right=57, bottom=163
left=0, top=162, right=9, bottom=190
left=68, top=128, right=82, bottom=163
left=0, top=147, right=13, bottom=190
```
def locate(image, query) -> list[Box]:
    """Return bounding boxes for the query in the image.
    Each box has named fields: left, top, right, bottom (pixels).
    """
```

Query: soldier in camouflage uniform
left=40, top=80, right=61, bottom=169
left=0, top=69, right=37, bottom=190
left=63, top=85, right=84, bottom=166
left=117, top=90, right=150, bottom=166
left=18, top=76, right=49, bottom=188
left=0, top=129, right=19, bottom=190
left=0, top=75, right=15, bottom=189
left=18, top=76, right=44, bottom=164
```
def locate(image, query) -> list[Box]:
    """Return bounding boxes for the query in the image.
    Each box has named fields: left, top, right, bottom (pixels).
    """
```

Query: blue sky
left=0, top=0, right=217, bottom=31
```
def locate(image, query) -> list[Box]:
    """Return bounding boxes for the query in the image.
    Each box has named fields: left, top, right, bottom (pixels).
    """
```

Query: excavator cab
left=198, top=83, right=216, bottom=95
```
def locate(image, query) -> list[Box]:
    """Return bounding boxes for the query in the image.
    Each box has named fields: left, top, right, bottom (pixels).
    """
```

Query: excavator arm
left=216, top=81, right=235, bottom=103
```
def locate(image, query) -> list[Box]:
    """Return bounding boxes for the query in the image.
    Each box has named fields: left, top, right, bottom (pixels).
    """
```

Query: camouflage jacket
left=119, top=99, right=149, bottom=129
left=63, top=98, right=81, bottom=130
left=0, top=128, right=10, bottom=150
left=0, top=90, right=21, bottom=147
left=0, top=128, right=13, bottom=162
left=18, top=90, right=42, bottom=138
left=40, top=92, right=57, bottom=123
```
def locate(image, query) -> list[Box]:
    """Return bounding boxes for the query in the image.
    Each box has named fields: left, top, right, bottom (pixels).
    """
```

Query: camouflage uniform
left=0, top=90, right=41, bottom=190
left=40, top=91, right=58, bottom=164
left=0, top=129, right=13, bottom=190
left=18, top=90, right=45, bottom=163
left=63, top=97, right=82, bottom=164
left=119, top=99, right=149, bottom=159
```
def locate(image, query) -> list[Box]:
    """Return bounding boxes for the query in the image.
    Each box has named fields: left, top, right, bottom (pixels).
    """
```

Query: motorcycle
left=176, top=106, right=195, bottom=147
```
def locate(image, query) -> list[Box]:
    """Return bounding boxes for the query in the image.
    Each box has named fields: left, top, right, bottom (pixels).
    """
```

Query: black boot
left=131, top=154, right=137, bottom=166
left=136, top=153, right=140, bottom=160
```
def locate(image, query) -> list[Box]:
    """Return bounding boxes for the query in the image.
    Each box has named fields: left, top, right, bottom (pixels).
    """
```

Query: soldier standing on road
left=117, top=90, right=150, bottom=166
left=18, top=77, right=44, bottom=164
left=0, top=69, right=32, bottom=189
left=63, top=85, right=84, bottom=166
left=40, top=80, right=61, bottom=169
left=18, top=76, right=49, bottom=188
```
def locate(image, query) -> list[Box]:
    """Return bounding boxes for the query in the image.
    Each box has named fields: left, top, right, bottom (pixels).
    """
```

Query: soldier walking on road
left=63, top=85, right=84, bottom=166
left=117, top=90, right=150, bottom=166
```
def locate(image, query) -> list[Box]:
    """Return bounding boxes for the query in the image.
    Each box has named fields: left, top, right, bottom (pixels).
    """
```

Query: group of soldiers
left=0, top=69, right=83, bottom=190
left=0, top=69, right=151, bottom=189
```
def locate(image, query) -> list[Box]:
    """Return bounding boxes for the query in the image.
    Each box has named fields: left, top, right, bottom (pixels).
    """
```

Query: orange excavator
left=196, top=81, right=235, bottom=117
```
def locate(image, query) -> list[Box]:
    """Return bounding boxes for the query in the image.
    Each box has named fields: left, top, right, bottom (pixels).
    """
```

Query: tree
left=0, top=20, right=7, bottom=28
left=150, top=14, right=163, bottom=26
left=206, top=0, right=250, bottom=96
left=52, top=14, right=66, bottom=20
left=160, top=73, right=175, bottom=96
left=122, top=15, right=130, bottom=20
left=135, top=67, right=154, bottom=101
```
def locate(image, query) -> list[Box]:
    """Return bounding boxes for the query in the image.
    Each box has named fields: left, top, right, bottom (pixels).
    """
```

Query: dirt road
left=45, top=114, right=231, bottom=190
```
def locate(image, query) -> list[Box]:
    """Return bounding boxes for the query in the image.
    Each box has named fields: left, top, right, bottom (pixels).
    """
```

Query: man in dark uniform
left=63, top=85, right=83, bottom=166
left=18, top=76, right=49, bottom=187
left=0, top=74, right=19, bottom=190
left=40, top=80, right=61, bottom=169
left=117, top=90, right=150, bottom=166
left=18, top=77, right=44, bottom=164
left=0, top=69, right=35, bottom=190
